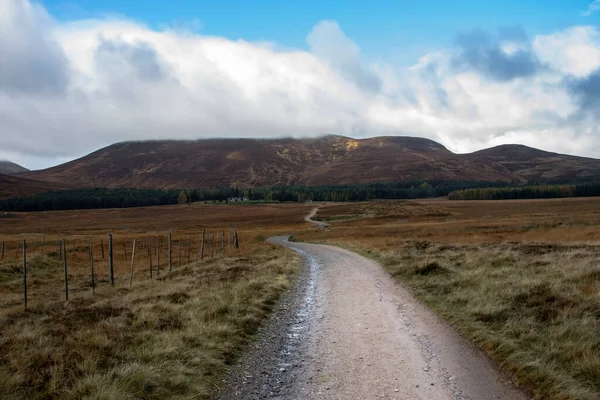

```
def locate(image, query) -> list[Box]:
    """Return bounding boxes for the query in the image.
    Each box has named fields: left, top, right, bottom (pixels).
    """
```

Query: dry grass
left=295, top=198, right=600, bottom=400
left=0, top=202, right=310, bottom=235
left=311, top=200, right=450, bottom=223
left=0, top=203, right=309, bottom=399
left=377, top=242, right=600, bottom=400
left=0, top=202, right=312, bottom=307
left=5, top=198, right=600, bottom=399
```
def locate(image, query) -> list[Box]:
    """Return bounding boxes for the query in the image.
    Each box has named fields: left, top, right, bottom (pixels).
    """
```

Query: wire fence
left=0, top=229, right=240, bottom=310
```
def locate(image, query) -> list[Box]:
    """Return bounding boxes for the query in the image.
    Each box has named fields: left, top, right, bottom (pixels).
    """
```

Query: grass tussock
left=0, top=243, right=300, bottom=400
left=413, top=261, right=449, bottom=276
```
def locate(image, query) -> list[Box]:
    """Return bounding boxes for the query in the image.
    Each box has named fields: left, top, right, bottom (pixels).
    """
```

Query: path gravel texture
left=220, top=235, right=527, bottom=400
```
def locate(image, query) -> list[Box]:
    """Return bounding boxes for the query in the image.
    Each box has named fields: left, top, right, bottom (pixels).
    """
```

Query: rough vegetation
left=378, top=242, right=600, bottom=400
left=295, top=198, right=600, bottom=400
left=0, top=245, right=299, bottom=399
left=0, top=202, right=307, bottom=399
left=311, top=200, right=451, bottom=222
left=3, top=197, right=600, bottom=399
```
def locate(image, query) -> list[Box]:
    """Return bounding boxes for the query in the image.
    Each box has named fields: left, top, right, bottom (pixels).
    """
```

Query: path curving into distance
left=219, top=211, right=526, bottom=399
left=304, top=206, right=329, bottom=228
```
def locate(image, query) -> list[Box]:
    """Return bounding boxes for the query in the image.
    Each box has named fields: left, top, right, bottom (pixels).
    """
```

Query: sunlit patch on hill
left=346, top=140, right=359, bottom=151
left=226, top=151, right=246, bottom=161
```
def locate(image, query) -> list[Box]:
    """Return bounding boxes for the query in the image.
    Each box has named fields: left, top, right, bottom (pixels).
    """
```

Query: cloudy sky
left=2, top=0, right=600, bottom=170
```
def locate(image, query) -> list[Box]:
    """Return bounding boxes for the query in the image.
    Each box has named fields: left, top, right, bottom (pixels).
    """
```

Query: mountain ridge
left=19, top=135, right=600, bottom=189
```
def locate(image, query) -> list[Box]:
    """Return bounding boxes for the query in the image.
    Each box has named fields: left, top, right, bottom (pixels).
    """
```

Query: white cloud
left=533, top=27, right=600, bottom=77
left=1, top=0, right=600, bottom=170
left=583, top=0, right=600, bottom=16
left=0, top=0, right=69, bottom=95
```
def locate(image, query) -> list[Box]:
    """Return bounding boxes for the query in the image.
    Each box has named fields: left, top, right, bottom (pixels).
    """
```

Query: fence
left=0, top=229, right=240, bottom=311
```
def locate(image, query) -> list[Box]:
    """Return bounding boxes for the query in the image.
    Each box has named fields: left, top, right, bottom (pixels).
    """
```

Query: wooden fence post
left=178, top=239, right=182, bottom=267
left=62, top=239, right=69, bottom=301
left=221, top=231, right=225, bottom=255
left=234, top=231, right=239, bottom=249
left=129, top=239, right=136, bottom=287
left=148, top=239, right=153, bottom=279
left=108, top=233, right=114, bottom=287
left=89, top=237, right=95, bottom=294
left=196, top=234, right=200, bottom=262
left=157, top=237, right=161, bottom=277
left=187, top=236, right=191, bottom=263
left=101, top=239, right=105, bottom=260
left=23, top=239, right=27, bottom=311
left=200, top=229, right=205, bottom=261
left=205, top=233, right=209, bottom=258
left=168, top=232, right=172, bottom=272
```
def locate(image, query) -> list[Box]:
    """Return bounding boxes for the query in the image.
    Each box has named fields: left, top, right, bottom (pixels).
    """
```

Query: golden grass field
left=295, top=197, right=600, bottom=400
left=1, top=198, right=600, bottom=399
left=0, top=203, right=310, bottom=399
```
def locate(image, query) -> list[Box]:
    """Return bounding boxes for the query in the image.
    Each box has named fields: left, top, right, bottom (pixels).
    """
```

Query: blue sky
left=40, top=0, right=600, bottom=64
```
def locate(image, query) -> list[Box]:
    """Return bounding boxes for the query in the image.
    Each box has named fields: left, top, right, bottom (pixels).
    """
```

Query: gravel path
left=220, top=236, right=527, bottom=400
left=304, top=207, right=329, bottom=228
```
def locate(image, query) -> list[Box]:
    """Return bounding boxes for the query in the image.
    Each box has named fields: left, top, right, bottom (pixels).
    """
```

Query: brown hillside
left=21, top=136, right=600, bottom=189
left=0, top=174, right=72, bottom=199
left=467, top=144, right=600, bottom=180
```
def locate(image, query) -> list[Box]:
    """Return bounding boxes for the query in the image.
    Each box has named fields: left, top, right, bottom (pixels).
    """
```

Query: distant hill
left=0, top=174, right=72, bottom=199
left=21, top=135, right=600, bottom=189
left=0, top=161, right=29, bottom=175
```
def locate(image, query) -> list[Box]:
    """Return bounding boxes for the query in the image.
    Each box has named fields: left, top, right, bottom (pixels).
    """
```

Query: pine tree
left=178, top=190, right=188, bottom=205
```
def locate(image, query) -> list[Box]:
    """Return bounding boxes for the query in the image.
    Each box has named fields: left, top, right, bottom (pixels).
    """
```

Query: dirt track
left=221, top=236, right=527, bottom=399
left=304, top=206, right=329, bottom=228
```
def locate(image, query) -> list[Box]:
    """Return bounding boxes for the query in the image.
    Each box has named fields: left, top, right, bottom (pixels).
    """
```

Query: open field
left=293, top=197, right=600, bottom=400
left=2, top=198, right=600, bottom=399
left=0, top=202, right=311, bottom=399
left=0, top=202, right=310, bottom=234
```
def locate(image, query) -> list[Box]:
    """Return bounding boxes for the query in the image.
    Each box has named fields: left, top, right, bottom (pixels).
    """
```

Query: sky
left=2, top=0, right=600, bottom=170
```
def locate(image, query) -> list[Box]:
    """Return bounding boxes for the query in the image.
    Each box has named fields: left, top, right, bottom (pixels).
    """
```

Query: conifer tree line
left=447, top=183, right=600, bottom=200
left=0, top=180, right=598, bottom=212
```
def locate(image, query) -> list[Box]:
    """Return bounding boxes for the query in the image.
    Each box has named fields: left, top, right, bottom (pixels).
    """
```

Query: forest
left=0, top=181, right=508, bottom=212
left=447, top=183, right=600, bottom=200
left=1, top=180, right=599, bottom=212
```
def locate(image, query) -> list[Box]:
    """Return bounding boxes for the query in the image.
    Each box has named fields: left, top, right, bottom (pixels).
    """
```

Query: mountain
left=465, top=145, right=600, bottom=181
left=0, top=174, right=72, bottom=199
left=20, top=136, right=600, bottom=189
left=0, top=161, right=29, bottom=175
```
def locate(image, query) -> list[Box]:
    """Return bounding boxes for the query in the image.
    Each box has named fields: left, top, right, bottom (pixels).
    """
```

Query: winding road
left=220, top=211, right=526, bottom=399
